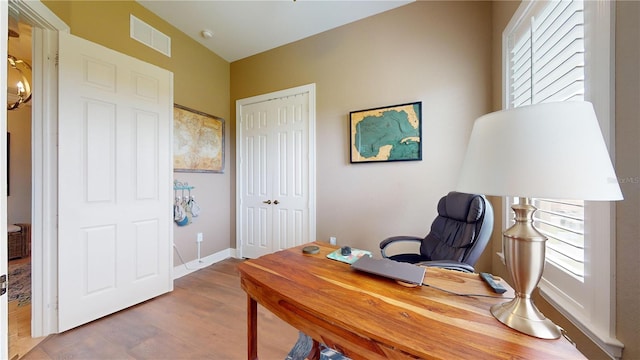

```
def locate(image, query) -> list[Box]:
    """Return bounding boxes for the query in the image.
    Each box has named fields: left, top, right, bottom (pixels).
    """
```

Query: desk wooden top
left=237, top=242, right=585, bottom=360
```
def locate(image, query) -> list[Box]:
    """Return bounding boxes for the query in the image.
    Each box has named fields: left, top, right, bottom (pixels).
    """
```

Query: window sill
left=538, top=282, right=624, bottom=359
left=496, top=251, right=623, bottom=359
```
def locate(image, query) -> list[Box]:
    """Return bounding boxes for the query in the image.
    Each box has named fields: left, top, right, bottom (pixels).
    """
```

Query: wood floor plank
left=9, top=301, right=46, bottom=359
left=22, top=258, right=299, bottom=360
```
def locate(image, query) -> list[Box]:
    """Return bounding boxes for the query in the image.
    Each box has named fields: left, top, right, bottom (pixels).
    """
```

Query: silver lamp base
left=491, top=295, right=561, bottom=339
left=493, top=202, right=561, bottom=339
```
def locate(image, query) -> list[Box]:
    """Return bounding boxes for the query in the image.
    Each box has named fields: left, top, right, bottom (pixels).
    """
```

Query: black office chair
left=380, top=191, right=493, bottom=273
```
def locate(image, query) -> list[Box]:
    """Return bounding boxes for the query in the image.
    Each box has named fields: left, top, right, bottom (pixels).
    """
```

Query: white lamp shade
left=456, top=101, right=623, bottom=201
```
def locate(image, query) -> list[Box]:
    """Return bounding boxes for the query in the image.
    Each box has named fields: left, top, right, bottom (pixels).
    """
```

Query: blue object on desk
left=326, top=248, right=372, bottom=264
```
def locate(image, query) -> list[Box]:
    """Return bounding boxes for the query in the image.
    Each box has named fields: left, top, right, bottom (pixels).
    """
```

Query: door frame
left=235, top=84, right=317, bottom=258
left=1, top=5, right=8, bottom=358
left=7, top=0, right=69, bottom=337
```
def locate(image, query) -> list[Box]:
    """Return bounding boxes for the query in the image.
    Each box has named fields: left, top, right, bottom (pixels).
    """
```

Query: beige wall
left=42, top=0, right=232, bottom=264
left=230, top=1, right=494, bottom=265
left=6, top=106, right=31, bottom=224
left=30, top=1, right=639, bottom=358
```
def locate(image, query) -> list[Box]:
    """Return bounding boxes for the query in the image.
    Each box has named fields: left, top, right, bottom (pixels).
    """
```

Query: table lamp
left=456, top=101, right=623, bottom=339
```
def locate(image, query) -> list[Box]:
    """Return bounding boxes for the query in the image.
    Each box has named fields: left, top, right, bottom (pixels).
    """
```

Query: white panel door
left=238, top=101, right=272, bottom=258
left=237, top=86, right=315, bottom=258
left=57, top=32, right=173, bottom=332
left=272, top=93, right=310, bottom=251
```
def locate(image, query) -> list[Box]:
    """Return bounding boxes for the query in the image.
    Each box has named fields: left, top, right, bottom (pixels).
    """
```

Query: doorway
left=4, top=0, right=69, bottom=354
left=4, top=3, right=174, bottom=350
left=6, top=16, right=40, bottom=359
left=236, top=84, right=317, bottom=258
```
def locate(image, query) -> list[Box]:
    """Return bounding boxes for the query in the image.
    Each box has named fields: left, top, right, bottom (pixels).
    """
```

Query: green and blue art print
left=350, top=102, right=422, bottom=163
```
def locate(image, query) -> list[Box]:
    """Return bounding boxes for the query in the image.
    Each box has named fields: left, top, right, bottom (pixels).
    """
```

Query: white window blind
left=532, top=198, right=584, bottom=278
left=532, top=0, right=584, bottom=103
left=507, top=0, right=586, bottom=281
left=511, top=35, right=532, bottom=107
left=504, top=1, right=622, bottom=356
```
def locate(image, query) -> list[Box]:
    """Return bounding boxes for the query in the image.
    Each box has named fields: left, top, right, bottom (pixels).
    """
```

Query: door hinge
left=0, top=274, right=7, bottom=296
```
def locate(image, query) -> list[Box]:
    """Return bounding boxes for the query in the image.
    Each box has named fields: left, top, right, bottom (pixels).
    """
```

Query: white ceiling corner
left=136, top=0, right=414, bottom=62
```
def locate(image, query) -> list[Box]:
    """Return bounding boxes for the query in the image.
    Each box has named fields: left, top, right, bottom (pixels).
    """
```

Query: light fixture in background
left=456, top=101, right=623, bottom=339
left=7, top=55, right=32, bottom=111
left=7, top=9, right=32, bottom=110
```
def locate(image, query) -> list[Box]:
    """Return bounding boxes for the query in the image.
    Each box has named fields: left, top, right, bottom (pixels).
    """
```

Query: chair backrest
left=420, top=191, right=494, bottom=267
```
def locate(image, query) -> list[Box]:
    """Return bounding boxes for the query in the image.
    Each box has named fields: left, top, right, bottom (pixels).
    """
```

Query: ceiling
left=137, top=0, right=413, bottom=62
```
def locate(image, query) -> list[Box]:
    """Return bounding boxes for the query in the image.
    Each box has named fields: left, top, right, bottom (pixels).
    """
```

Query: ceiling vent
left=130, top=14, right=171, bottom=57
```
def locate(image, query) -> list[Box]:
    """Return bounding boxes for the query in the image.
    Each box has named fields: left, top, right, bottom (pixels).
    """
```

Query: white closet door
left=271, top=93, right=310, bottom=251
left=237, top=85, right=315, bottom=258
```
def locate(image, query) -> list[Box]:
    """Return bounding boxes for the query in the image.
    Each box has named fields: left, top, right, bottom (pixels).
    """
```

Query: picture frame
left=350, top=101, right=422, bottom=163
left=173, top=104, right=225, bottom=173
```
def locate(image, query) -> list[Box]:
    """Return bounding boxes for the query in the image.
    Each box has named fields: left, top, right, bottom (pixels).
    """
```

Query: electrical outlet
left=197, top=232, right=203, bottom=243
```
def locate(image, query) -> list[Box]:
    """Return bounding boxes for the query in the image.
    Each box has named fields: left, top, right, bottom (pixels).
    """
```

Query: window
left=507, top=0, right=586, bottom=277
left=533, top=198, right=584, bottom=278
left=503, top=1, right=622, bottom=357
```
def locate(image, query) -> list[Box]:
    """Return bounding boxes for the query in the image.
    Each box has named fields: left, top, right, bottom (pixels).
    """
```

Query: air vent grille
left=130, top=14, right=171, bottom=57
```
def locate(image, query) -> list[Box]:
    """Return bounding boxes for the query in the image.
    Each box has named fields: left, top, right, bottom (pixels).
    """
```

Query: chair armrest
left=417, top=260, right=474, bottom=273
left=379, top=236, right=423, bottom=258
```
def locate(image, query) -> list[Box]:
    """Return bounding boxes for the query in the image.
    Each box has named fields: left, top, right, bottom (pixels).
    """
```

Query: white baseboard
left=173, top=247, right=236, bottom=279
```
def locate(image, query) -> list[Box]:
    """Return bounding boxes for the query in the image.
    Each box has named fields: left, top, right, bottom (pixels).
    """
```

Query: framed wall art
left=173, top=104, right=225, bottom=173
left=350, top=101, right=422, bottom=163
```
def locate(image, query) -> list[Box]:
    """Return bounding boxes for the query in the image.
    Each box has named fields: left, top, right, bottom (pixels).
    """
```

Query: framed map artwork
left=173, top=104, right=225, bottom=173
left=350, top=102, right=422, bottom=163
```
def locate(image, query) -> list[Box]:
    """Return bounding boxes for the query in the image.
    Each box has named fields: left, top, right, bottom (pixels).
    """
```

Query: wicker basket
left=8, top=223, right=30, bottom=260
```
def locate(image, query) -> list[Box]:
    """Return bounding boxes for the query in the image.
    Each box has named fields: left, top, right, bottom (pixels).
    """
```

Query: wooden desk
left=237, top=242, right=584, bottom=360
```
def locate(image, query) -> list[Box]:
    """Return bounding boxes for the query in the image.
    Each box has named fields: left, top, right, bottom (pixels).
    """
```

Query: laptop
left=351, top=256, right=426, bottom=286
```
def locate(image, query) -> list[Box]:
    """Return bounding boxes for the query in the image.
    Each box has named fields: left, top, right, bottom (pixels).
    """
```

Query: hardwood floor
left=8, top=256, right=44, bottom=360
left=9, top=302, right=45, bottom=360
left=21, top=258, right=300, bottom=359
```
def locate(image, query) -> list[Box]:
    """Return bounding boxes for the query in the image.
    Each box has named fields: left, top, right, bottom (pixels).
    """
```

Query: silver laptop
left=351, top=256, right=426, bottom=285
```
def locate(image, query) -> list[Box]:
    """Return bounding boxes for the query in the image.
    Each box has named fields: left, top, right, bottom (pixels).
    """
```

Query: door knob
left=263, top=200, right=272, bottom=204
left=273, top=200, right=280, bottom=205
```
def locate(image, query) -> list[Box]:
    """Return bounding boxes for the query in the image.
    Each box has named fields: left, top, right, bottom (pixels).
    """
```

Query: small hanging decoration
left=173, top=180, right=200, bottom=226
